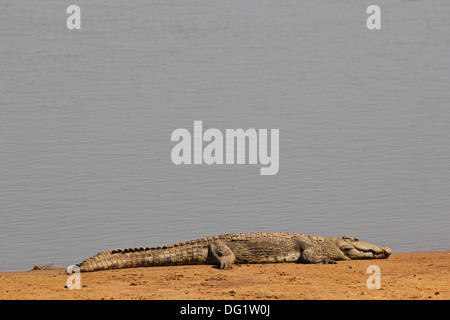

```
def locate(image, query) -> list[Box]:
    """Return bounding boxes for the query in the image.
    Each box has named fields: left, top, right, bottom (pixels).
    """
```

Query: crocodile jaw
left=337, top=236, right=392, bottom=260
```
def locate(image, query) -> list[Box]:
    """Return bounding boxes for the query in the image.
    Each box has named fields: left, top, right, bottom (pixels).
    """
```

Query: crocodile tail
left=78, top=243, right=209, bottom=272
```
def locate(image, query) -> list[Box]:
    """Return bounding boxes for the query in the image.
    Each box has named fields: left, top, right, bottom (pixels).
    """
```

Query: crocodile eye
left=342, top=236, right=359, bottom=242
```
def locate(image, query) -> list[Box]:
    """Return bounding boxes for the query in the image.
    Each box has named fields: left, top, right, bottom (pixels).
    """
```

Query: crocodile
left=77, top=232, right=392, bottom=272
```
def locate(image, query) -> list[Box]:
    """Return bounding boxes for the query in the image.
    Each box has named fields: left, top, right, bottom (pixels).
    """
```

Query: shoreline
left=1, top=251, right=448, bottom=300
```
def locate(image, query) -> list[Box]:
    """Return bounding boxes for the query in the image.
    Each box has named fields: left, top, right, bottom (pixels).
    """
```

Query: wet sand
left=0, top=252, right=448, bottom=300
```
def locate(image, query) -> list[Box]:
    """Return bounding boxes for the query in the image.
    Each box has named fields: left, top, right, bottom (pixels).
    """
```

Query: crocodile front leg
left=209, top=242, right=236, bottom=269
left=299, top=248, right=337, bottom=264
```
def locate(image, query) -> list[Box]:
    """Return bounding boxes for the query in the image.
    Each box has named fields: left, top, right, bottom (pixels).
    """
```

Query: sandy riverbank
left=0, top=252, right=448, bottom=300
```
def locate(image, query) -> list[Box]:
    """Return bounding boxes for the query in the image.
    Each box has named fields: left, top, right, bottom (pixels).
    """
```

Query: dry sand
left=0, top=252, right=448, bottom=300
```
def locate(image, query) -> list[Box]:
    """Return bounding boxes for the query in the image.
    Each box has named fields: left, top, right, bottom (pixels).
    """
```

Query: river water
left=0, top=0, right=449, bottom=271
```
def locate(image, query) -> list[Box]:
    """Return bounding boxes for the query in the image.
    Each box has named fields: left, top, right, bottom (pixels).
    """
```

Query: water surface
left=0, top=0, right=449, bottom=271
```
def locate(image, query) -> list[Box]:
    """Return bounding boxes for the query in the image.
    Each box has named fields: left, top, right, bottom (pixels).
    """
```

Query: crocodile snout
left=382, top=246, right=392, bottom=257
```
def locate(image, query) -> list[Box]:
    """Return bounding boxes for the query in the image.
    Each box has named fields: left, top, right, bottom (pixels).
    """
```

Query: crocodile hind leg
left=209, top=242, right=236, bottom=269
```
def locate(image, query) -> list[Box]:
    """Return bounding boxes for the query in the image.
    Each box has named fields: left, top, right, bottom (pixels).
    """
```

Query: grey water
left=0, top=0, right=449, bottom=271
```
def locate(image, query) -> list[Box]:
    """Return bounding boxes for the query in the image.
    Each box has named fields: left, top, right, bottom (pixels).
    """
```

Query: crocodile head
left=337, top=236, right=392, bottom=260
